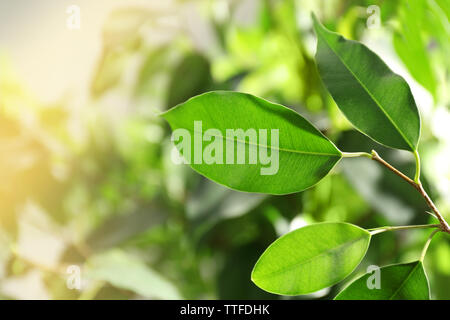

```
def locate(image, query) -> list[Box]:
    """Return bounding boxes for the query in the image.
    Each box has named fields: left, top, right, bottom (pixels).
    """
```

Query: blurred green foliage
left=0, top=0, right=449, bottom=299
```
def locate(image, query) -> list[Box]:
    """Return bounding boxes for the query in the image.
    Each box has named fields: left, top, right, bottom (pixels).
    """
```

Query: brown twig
left=371, top=150, right=450, bottom=234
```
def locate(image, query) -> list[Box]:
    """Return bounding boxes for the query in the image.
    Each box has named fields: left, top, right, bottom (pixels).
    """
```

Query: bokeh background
left=0, top=0, right=449, bottom=299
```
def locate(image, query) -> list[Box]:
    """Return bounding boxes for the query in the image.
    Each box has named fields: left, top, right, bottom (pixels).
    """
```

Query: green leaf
left=393, top=0, right=438, bottom=99
left=165, top=53, right=213, bottom=109
left=251, top=222, right=371, bottom=295
left=161, top=91, right=342, bottom=195
left=312, top=14, right=420, bottom=151
left=335, top=261, right=430, bottom=300
left=86, top=250, right=182, bottom=299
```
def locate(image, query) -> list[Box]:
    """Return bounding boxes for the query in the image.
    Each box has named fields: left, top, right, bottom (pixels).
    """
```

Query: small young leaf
left=251, top=222, right=371, bottom=295
left=161, top=91, right=342, bottom=194
left=312, top=14, right=420, bottom=151
left=335, top=261, right=430, bottom=300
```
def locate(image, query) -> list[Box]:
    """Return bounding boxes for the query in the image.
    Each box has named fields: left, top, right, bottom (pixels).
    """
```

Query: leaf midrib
left=389, top=262, right=421, bottom=300
left=254, top=235, right=367, bottom=279
left=317, top=27, right=415, bottom=151
left=176, top=126, right=341, bottom=158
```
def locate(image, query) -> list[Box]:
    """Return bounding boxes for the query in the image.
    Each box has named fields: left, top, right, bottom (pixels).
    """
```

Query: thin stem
left=420, top=229, right=440, bottom=262
left=341, top=152, right=372, bottom=159
left=342, top=149, right=450, bottom=234
left=369, top=224, right=440, bottom=236
left=370, top=150, right=450, bottom=234
left=414, top=150, right=421, bottom=183
left=370, top=150, right=417, bottom=188
left=416, top=182, right=450, bottom=232
left=425, top=210, right=438, bottom=220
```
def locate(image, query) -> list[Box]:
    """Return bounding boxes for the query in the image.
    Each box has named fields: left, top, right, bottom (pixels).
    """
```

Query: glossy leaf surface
left=251, top=222, right=371, bottom=295
left=313, top=14, right=420, bottom=151
left=335, top=261, right=430, bottom=300
left=162, top=91, right=341, bottom=194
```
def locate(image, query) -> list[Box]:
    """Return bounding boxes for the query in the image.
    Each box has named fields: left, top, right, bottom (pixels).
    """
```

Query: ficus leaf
left=251, top=222, right=371, bottom=295
left=312, top=14, right=421, bottom=152
left=165, top=53, right=213, bottom=109
left=161, top=91, right=342, bottom=195
left=335, top=261, right=430, bottom=300
left=86, top=250, right=182, bottom=299
left=393, top=18, right=437, bottom=99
